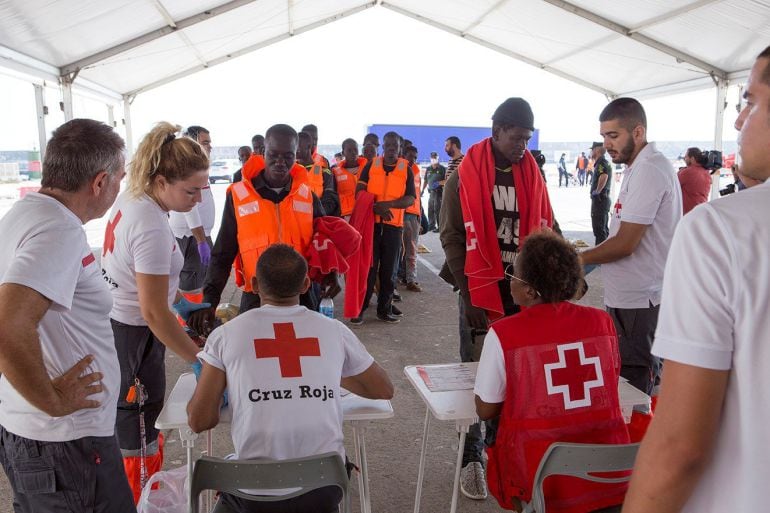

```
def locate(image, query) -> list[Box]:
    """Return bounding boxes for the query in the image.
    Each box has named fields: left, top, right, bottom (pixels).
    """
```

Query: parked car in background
left=208, top=159, right=239, bottom=183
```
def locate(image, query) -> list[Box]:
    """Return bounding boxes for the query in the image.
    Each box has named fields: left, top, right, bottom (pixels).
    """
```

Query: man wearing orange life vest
left=297, top=131, right=339, bottom=216
left=350, top=132, right=416, bottom=325
left=301, top=123, right=331, bottom=169
left=334, top=138, right=367, bottom=219
left=402, top=144, right=423, bottom=292
left=188, top=124, right=340, bottom=335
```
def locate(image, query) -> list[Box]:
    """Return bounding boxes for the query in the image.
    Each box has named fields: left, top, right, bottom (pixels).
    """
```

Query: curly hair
left=128, top=121, right=209, bottom=198
left=518, top=231, right=583, bottom=303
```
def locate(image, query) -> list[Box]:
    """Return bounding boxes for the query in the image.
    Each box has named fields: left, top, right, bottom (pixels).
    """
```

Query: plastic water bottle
left=319, top=297, right=334, bottom=319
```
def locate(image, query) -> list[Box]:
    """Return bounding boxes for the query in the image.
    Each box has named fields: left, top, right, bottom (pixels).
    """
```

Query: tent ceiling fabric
left=0, top=0, right=766, bottom=100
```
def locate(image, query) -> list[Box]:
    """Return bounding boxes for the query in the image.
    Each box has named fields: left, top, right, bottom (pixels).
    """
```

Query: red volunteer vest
left=487, top=302, right=630, bottom=513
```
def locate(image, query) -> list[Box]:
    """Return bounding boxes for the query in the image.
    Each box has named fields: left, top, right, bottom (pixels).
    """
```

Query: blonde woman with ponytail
left=100, top=121, right=209, bottom=501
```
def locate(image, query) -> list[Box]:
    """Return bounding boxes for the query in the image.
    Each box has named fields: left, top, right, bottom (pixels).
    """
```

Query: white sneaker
left=460, top=461, right=488, bottom=500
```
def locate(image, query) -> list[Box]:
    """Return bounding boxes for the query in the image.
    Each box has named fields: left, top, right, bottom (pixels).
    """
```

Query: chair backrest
left=524, top=442, right=640, bottom=513
left=189, top=452, right=350, bottom=513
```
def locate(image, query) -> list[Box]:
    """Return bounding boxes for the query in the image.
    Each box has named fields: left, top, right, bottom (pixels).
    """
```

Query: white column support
left=123, top=95, right=135, bottom=157
left=61, top=76, right=74, bottom=121
left=711, top=78, right=728, bottom=200
left=33, top=84, right=47, bottom=159
left=107, top=104, right=115, bottom=128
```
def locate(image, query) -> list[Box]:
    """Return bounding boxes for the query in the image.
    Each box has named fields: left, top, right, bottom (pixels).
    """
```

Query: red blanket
left=344, top=192, right=375, bottom=318
left=459, top=138, right=553, bottom=319
left=306, top=216, right=362, bottom=282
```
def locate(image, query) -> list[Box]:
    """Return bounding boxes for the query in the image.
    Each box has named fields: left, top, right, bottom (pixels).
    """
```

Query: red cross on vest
left=102, top=210, right=122, bottom=256
left=253, top=322, right=321, bottom=378
left=544, top=342, right=604, bottom=410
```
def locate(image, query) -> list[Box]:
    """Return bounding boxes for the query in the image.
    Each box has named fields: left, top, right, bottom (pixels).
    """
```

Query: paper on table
left=417, top=364, right=477, bottom=392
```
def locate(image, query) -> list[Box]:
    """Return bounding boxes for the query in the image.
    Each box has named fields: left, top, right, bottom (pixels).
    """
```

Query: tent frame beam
left=539, top=0, right=728, bottom=79
left=381, top=2, right=616, bottom=98
left=125, top=2, right=377, bottom=97
left=462, top=0, right=509, bottom=35
left=60, top=0, right=259, bottom=76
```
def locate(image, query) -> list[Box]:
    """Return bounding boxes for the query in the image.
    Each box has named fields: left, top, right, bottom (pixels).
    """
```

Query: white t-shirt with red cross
left=652, top=181, right=770, bottom=513
left=602, top=142, right=682, bottom=308
left=0, top=193, right=120, bottom=441
left=198, top=304, right=373, bottom=465
left=101, top=191, right=184, bottom=326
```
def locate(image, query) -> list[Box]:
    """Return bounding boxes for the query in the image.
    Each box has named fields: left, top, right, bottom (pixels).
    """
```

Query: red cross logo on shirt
left=102, top=210, right=122, bottom=256
left=613, top=201, right=622, bottom=215
left=544, top=342, right=604, bottom=410
left=253, top=323, right=321, bottom=378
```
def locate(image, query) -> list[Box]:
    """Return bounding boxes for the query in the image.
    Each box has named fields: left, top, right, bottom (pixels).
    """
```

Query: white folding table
left=404, top=363, right=651, bottom=513
left=155, top=372, right=393, bottom=513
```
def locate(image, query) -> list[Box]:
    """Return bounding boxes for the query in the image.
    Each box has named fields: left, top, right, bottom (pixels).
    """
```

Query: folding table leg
left=359, top=426, right=371, bottom=513
left=413, top=408, right=431, bottom=513
left=450, top=427, right=467, bottom=513
left=352, top=423, right=366, bottom=513
left=179, top=427, right=198, bottom=513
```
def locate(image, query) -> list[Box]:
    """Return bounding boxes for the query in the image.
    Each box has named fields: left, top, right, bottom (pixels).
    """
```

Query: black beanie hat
left=491, top=98, right=535, bottom=131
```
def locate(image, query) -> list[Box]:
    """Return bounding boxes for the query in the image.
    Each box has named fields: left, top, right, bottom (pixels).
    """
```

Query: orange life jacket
left=366, top=157, right=409, bottom=228
left=313, top=151, right=330, bottom=169
left=334, top=157, right=367, bottom=216
left=406, top=162, right=421, bottom=216
left=242, top=154, right=265, bottom=181
left=229, top=164, right=313, bottom=292
left=304, top=162, right=327, bottom=198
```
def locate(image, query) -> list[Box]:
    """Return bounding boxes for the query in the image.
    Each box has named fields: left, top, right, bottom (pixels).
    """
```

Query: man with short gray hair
left=0, top=119, right=135, bottom=512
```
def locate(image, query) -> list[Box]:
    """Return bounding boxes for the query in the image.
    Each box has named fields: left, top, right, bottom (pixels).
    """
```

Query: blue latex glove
left=590, top=190, right=599, bottom=198
left=173, top=296, right=211, bottom=322
left=222, top=389, right=229, bottom=408
left=197, top=241, right=212, bottom=266
left=191, top=359, right=202, bottom=380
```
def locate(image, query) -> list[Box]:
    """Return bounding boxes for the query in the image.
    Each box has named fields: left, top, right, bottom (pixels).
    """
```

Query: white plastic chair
left=521, top=442, right=640, bottom=513
left=189, top=452, right=350, bottom=513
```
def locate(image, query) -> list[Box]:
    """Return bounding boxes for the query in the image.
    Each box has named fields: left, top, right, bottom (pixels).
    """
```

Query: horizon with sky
left=0, top=7, right=743, bottom=153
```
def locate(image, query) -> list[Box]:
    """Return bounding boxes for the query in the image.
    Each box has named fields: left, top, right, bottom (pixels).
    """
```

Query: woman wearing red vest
left=475, top=231, right=630, bottom=513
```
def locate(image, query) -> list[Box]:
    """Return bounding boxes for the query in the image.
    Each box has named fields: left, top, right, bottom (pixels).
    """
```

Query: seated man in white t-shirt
left=187, top=243, right=394, bottom=513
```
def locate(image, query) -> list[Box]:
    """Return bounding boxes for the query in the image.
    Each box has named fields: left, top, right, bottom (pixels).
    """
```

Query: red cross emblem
left=102, top=210, right=122, bottom=256
left=544, top=342, right=604, bottom=410
left=253, top=323, right=321, bottom=378
left=613, top=201, right=622, bottom=215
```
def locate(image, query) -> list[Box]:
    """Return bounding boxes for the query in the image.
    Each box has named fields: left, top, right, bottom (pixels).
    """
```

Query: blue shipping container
left=366, top=124, right=539, bottom=163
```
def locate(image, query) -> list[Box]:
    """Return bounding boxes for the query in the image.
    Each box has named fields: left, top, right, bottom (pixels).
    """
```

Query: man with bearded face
left=580, top=98, right=682, bottom=397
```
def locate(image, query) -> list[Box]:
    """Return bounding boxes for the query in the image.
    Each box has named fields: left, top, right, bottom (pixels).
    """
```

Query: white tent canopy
left=1, top=0, right=768, bottom=155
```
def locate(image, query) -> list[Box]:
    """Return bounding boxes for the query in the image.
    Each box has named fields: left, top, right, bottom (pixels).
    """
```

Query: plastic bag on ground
left=137, top=465, right=188, bottom=513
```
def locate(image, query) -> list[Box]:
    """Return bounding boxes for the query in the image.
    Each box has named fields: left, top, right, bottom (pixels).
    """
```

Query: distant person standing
left=301, top=123, right=331, bottom=169
left=558, top=152, right=569, bottom=187
left=678, top=147, right=712, bottom=214
left=402, top=145, right=423, bottom=292
left=576, top=151, right=588, bottom=186
left=251, top=134, right=265, bottom=156
left=334, top=138, right=367, bottom=219
left=444, top=136, right=464, bottom=180
left=441, top=98, right=553, bottom=500
left=168, top=125, right=215, bottom=303
left=580, top=98, right=682, bottom=395
left=351, top=132, right=416, bottom=325
left=232, top=145, right=252, bottom=183
left=362, top=133, right=380, bottom=161
left=422, top=151, right=447, bottom=232
left=589, top=142, right=613, bottom=245
left=298, top=131, right=339, bottom=216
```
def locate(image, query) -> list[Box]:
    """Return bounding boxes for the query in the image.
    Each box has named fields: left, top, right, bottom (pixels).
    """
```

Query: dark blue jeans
left=458, top=289, right=517, bottom=465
